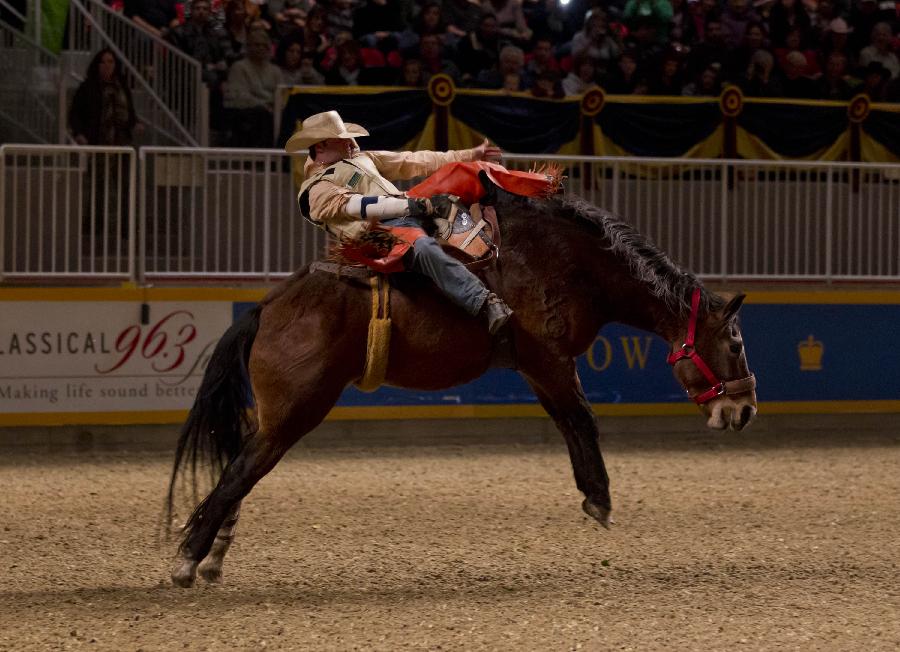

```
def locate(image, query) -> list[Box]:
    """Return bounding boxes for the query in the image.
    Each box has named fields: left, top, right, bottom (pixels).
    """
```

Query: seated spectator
left=269, top=0, right=315, bottom=37
left=324, top=39, right=386, bottom=84
left=727, top=21, right=768, bottom=80
left=738, top=49, right=784, bottom=96
left=775, top=27, right=821, bottom=76
left=398, top=58, right=427, bottom=86
left=123, top=0, right=180, bottom=37
left=444, top=0, right=483, bottom=39
left=69, top=48, right=139, bottom=146
left=476, top=45, right=531, bottom=89
left=682, top=60, right=723, bottom=96
left=223, top=0, right=250, bottom=66
left=859, top=22, right=900, bottom=79
left=353, top=0, right=406, bottom=50
left=502, top=72, right=522, bottom=92
left=455, top=12, right=502, bottom=86
left=648, top=49, right=685, bottom=95
left=778, top=50, right=820, bottom=98
left=860, top=60, right=890, bottom=99
left=166, top=0, right=228, bottom=86
left=603, top=49, right=646, bottom=93
left=396, top=2, right=448, bottom=54
left=686, top=0, right=718, bottom=43
left=530, top=70, right=564, bottom=98
left=483, top=0, right=533, bottom=44
left=816, top=52, right=859, bottom=99
left=623, top=16, right=666, bottom=68
left=809, top=0, right=838, bottom=42
left=561, top=54, right=599, bottom=96
left=721, top=0, right=760, bottom=49
left=418, top=34, right=463, bottom=82
left=276, top=31, right=307, bottom=84
left=570, top=8, right=622, bottom=66
left=244, top=0, right=275, bottom=32
left=301, top=6, right=333, bottom=68
left=848, top=0, right=881, bottom=54
left=525, top=37, right=561, bottom=80
left=326, top=0, right=355, bottom=37
left=767, top=0, right=811, bottom=49
left=670, top=0, right=699, bottom=45
left=167, top=0, right=229, bottom=129
left=224, top=28, right=282, bottom=147
left=689, top=11, right=729, bottom=77
left=623, top=0, right=674, bottom=45
left=297, top=55, right=327, bottom=84
left=820, top=17, right=854, bottom=69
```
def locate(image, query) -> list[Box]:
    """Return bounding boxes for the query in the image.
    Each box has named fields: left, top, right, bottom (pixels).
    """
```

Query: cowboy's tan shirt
left=303, top=148, right=480, bottom=238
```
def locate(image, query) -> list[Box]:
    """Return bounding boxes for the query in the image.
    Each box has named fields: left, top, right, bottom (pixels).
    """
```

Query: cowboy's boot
left=483, top=293, right=513, bottom=334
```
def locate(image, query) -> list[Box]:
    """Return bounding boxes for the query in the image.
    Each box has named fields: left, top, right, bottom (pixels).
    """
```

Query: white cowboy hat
left=827, top=17, right=853, bottom=34
left=284, top=110, right=369, bottom=153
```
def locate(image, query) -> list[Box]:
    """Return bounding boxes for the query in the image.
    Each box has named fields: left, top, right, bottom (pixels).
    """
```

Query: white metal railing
left=139, top=147, right=326, bottom=280
left=0, top=145, right=136, bottom=280
left=0, top=18, right=66, bottom=144
left=2, top=145, right=900, bottom=283
left=66, top=0, right=208, bottom=146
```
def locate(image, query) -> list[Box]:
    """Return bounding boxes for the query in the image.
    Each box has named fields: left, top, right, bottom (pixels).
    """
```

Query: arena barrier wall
left=1, top=287, right=898, bottom=426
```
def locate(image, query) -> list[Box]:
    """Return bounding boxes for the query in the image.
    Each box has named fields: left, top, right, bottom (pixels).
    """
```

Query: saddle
left=327, top=201, right=501, bottom=275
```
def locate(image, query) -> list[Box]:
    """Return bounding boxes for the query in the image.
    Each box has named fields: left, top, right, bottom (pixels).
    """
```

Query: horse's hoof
left=198, top=558, right=224, bottom=584
left=170, top=558, right=198, bottom=588
left=582, top=498, right=614, bottom=529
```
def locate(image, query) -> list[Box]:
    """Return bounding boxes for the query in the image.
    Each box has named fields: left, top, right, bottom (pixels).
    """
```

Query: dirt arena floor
left=1, top=422, right=898, bottom=651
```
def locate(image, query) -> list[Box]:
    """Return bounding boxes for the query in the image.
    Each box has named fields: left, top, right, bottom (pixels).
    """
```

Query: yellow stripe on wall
left=3, top=399, right=899, bottom=427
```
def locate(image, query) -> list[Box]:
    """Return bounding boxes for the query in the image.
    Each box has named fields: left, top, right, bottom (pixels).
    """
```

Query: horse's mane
left=548, top=196, right=725, bottom=317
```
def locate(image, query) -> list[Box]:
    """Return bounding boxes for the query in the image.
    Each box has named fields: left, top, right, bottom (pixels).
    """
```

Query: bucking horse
left=167, top=171, right=758, bottom=587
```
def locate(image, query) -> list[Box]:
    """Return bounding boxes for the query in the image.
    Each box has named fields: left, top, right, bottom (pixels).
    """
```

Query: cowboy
left=287, top=110, right=514, bottom=334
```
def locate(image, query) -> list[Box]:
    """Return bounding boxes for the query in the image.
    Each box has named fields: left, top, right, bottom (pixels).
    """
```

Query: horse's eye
left=730, top=342, right=742, bottom=354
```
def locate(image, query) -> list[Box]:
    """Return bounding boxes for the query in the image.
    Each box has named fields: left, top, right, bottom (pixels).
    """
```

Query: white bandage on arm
left=345, top=195, right=410, bottom=221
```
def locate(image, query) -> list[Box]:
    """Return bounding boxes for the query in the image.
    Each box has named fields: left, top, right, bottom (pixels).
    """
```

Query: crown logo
left=798, top=335, right=824, bottom=371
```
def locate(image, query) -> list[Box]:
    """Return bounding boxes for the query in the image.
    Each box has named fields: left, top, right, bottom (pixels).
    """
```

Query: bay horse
left=167, top=173, right=757, bottom=587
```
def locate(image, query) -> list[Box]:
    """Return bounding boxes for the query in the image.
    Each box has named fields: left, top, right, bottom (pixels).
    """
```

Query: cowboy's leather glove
left=407, top=198, right=433, bottom=219
left=428, top=194, right=457, bottom=221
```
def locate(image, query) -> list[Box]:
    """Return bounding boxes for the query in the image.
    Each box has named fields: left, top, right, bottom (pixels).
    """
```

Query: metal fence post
left=825, top=165, right=833, bottom=284
left=263, top=153, right=272, bottom=282
left=611, top=160, right=620, bottom=215
left=720, top=160, right=729, bottom=282
left=137, top=147, right=146, bottom=284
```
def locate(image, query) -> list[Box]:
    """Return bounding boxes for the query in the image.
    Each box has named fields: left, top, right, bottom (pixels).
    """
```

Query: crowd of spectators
left=113, top=0, right=900, bottom=145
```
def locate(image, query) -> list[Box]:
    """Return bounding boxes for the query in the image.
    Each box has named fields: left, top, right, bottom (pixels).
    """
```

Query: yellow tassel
left=355, top=275, right=391, bottom=392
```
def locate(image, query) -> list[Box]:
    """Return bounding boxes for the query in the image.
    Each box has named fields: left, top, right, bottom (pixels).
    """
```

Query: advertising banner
left=0, top=301, right=232, bottom=416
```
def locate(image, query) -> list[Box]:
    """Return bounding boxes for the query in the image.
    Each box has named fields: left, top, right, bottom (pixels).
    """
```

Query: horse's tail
left=166, top=305, right=262, bottom=532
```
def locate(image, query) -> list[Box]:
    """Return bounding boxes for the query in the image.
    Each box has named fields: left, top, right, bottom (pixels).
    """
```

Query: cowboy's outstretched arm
left=367, top=139, right=502, bottom=181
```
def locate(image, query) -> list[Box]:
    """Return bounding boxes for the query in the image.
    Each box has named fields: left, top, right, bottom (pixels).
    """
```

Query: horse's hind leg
left=197, top=501, right=241, bottom=583
left=522, top=363, right=613, bottom=529
left=171, top=382, right=347, bottom=587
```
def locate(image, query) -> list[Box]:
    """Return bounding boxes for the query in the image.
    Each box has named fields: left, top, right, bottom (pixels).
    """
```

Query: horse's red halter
left=666, top=288, right=757, bottom=405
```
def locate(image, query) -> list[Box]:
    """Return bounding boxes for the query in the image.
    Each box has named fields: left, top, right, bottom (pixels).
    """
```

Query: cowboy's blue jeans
left=382, top=216, right=489, bottom=316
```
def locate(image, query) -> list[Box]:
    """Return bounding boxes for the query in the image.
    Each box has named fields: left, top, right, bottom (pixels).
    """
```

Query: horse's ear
left=722, top=293, right=746, bottom=319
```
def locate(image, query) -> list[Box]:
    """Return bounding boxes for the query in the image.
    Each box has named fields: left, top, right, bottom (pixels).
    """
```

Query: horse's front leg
left=522, top=365, right=613, bottom=529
